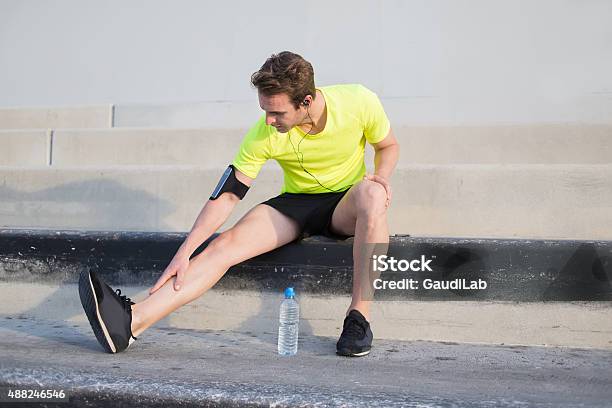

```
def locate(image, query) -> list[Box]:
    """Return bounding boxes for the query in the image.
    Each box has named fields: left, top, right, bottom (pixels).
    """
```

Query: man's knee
left=353, top=180, right=387, bottom=217
left=201, top=229, right=236, bottom=266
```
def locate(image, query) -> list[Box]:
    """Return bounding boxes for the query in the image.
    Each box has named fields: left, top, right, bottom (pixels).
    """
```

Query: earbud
left=302, top=99, right=310, bottom=107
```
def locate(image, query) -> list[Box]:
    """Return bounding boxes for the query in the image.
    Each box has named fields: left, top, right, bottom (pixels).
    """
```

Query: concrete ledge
left=1, top=165, right=611, bottom=239
left=112, top=98, right=612, bottom=130
left=0, top=105, right=113, bottom=129
left=1, top=229, right=610, bottom=301
left=391, top=124, right=612, bottom=164
left=52, top=128, right=244, bottom=167
left=0, top=130, right=50, bottom=166
left=47, top=125, right=612, bottom=166
left=113, top=101, right=261, bottom=129
left=0, top=231, right=610, bottom=360
left=2, top=282, right=611, bottom=349
left=0, top=165, right=282, bottom=233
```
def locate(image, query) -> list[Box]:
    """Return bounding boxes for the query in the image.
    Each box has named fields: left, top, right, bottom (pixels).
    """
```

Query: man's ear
left=301, top=94, right=313, bottom=107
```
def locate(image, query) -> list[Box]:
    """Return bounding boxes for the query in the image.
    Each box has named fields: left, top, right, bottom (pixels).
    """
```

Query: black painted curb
left=0, top=229, right=610, bottom=301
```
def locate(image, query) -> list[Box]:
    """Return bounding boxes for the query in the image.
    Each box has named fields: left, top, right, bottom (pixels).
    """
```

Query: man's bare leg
left=130, top=204, right=301, bottom=337
left=328, top=179, right=389, bottom=321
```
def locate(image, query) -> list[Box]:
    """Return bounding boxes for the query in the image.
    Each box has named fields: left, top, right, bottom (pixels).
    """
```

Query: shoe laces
left=114, top=289, right=138, bottom=341
left=115, top=288, right=135, bottom=307
left=343, top=317, right=367, bottom=338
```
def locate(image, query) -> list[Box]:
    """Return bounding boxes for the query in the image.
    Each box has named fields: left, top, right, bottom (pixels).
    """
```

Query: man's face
left=258, top=92, right=305, bottom=133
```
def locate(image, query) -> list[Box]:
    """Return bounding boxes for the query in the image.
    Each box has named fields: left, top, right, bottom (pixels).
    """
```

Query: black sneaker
left=78, top=269, right=138, bottom=353
left=336, top=309, right=373, bottom=357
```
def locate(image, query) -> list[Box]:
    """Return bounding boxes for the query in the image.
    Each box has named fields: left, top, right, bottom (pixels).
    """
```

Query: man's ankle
left=130, top=305, right=144, bottom=337
left=346, top=307, right=370, bottom=322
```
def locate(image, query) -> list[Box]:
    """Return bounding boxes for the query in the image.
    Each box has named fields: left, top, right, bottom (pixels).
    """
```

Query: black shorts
left=261, top=188, right=353, bottom=240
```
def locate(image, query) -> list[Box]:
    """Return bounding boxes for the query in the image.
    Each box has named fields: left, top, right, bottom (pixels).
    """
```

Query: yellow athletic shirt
left=232, top=84, right=390, bottom=194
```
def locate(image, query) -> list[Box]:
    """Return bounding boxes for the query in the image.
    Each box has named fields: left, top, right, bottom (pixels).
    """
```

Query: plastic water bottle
left=277, top=287, right=299, bottom=356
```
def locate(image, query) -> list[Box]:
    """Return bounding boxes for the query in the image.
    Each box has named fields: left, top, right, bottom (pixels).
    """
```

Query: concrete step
left=1, top=230, right=610, bottom=405
left=51, top=128, right=244, bottom=168
left=2, top=124, right=610, bottom=167
left=1, top=165, right=611, bottom=239
left=113, top=99, right=612, bottom=128
left=1, top=230, right=610, bottom=349
left=2, top=317, right=611, bottom=407
left=2, top=283, right=611, bottom=350
left=0, top=105, right=113, bottom=130
left=0, top=130, right=50, bottom=166
left=395, top=124, right=612, bottom=164
left=114, top=100, right=260, bottom=129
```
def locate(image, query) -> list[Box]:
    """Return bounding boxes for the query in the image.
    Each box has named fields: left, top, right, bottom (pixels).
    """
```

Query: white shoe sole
left=79, top=270, right=117, bottom=353
left=337, top=348, right=371, bottom=357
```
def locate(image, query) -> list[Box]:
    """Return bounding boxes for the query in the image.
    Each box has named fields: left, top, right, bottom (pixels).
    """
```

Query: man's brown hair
left=251, top=51, right=316, bottom=109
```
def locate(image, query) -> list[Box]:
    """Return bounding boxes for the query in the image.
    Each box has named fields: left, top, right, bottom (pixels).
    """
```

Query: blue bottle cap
left=284, top=287, right=295, bottom=298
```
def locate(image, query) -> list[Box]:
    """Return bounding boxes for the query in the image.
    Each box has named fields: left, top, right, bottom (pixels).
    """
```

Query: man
left=78, top=51, right=399, bottom=357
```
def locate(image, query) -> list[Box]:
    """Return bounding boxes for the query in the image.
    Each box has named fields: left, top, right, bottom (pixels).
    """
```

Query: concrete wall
left=1, top=1, right=611, bottom=238
left=1, top=0, right=611, bottom=126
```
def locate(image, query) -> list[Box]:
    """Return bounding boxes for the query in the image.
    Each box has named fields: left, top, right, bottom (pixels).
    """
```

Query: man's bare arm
left=177, top=168, right=253, bottom=257
left=371, top=128, right=400, bottom=181
left=364, top=128, right=400, bottom=207
left=150, top=168, right=253, bottom=293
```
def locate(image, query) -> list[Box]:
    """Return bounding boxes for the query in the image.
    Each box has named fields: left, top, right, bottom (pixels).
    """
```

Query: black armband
left=210, top=165, right=250, bottom=200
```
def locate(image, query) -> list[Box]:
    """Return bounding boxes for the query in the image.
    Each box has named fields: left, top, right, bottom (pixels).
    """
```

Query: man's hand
left=363, top=174, right=392, bottom=208
left=150, top=254, right=190, bottom=294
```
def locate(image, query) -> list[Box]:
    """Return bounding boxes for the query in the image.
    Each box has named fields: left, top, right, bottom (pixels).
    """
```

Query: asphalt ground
left=1, top=314, right=611, bottom=407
